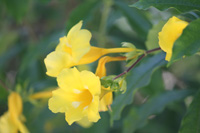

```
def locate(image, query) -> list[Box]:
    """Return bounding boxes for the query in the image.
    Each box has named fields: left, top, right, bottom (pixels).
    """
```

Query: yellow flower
left=159, top=16, right=188, bottom=61
left=44, top=21, right=133, bottom=77
left=48, top=67, right=101, bottom=125
left=95, top=56, right=126, bottom=111
left=0, top=92, right=29, bottom=133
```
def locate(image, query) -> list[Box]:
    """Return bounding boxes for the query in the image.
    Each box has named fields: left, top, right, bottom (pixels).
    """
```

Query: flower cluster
left=44, top=21, right=134, bottom=125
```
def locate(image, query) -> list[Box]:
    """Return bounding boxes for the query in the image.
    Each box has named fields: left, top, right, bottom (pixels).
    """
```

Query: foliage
left=0, top=0, right=200, bottom=132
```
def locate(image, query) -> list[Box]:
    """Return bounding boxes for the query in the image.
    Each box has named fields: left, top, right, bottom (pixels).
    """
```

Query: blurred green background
left=0, top=0, right=200, bottom=132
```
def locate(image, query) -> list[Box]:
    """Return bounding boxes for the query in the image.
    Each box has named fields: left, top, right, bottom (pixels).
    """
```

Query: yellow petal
left=64, top=21, right=91, bottom=62
left=80, top=70, right=101, bottom=96
left=0, top=112, right=18, bottom=133
left=158, top=16, right=188, bottom=61
left=44, top=51, right=74, bottom=77
left=87, top=96, right=101, bottom=122
left=57, top=67, right=83, bottom=90
left=16, top=119, right=29, bottom=133
left=56, top=36, right=72, bottom=54
left=67, top=21, right=83, bottom=42
left=76, top=116, right=93, bottom=128
left=69, top=29, right=91, bottom=62
left=99, top=92, right=113, bottom=112
left=8, top=92, right=23, bottom=123
left=65, top=106, right=86, bottom=125
left=48, top=88, right=72, bottom=113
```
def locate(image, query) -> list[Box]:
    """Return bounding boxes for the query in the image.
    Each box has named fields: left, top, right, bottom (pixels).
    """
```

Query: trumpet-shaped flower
left=48, top=67, right=101, bottom=125
left=44, top=21, right=133, bottom=77
left=0, top=92, right=29, bottom=133
left=95, top=56, right=126, bottom=111
left=159, top=16, right=188, bottom=61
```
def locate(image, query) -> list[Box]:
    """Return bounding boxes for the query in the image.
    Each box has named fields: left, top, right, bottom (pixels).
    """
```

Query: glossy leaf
left=131, top=0, right=200, bottom=12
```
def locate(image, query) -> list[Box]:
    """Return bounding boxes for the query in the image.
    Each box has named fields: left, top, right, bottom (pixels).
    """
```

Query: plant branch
left=113, top=47, right=161, bottom=80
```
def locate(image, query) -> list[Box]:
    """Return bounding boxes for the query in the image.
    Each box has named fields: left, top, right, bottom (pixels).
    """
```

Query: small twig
left=113, top=47, right=161, bottom=80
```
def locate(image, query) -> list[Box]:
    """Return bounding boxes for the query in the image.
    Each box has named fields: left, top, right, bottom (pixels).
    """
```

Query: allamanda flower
left=44, top=21, right=134, bottom=77
left=0, top=92, right=29, bottom=133
left=159, top=16, right=188, bottom=61
left=48, top=67, right=101, bottom=125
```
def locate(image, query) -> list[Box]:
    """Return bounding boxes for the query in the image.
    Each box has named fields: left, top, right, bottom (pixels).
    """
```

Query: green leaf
left=141, top=69, right=165, bottom=96
left=111, top=52, right=167, bottom=121
left=145, top=21, right=165, bottom=51
left=66, top=0, right=99, bottom=31
left=123, top=89, right=196, bottom=133
left=169, top=18, right=200, bottom=64
left=131, top=0, right=200, bottom=12
left=179, top=90, right=200, bottom=133
left=115, top=1, right=152, bottom=38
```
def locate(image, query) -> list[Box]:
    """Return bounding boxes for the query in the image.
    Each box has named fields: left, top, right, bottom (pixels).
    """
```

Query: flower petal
left=48, top=88, right=72, bottom=113
left=44, top=51, right=73, bottom=77
left=87, top=96, right=100, bottom=122
left=65, top=106, right=86, bottom=125
left=80, top=70, right=101, bottom=96
left=0, top=112, right=18, bottom=133
left=76, top=116, right=93, bottom=128
left=70, top=29, right=91, bottom=62
left=56, top=36, right=72, bottom=54
left=67, top=21, right=83, bottom=41
left=57, top=67, right=83, bottom=90
left=8, top=92, right=23, bottom=123
left=16, top=118, right=29, bottom=133
left=158, top=16, right=188, bottom=61
left=99, top=92, right=113, bottom=112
